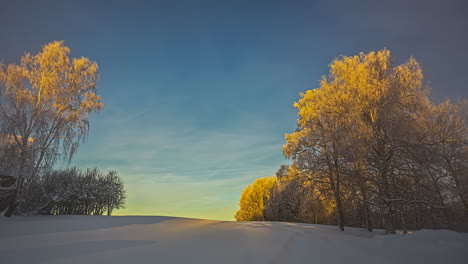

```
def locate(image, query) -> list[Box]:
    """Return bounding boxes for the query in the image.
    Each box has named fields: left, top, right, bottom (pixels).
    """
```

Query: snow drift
left=0, top=215, right=466, bottom=264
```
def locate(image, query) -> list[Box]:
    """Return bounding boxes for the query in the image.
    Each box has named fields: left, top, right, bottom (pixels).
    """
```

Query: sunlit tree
left=284, top=50, right=433, bottom=232
left=0, top=41, right=103, bottom=216
left=235, top=176, right=277, bottom=221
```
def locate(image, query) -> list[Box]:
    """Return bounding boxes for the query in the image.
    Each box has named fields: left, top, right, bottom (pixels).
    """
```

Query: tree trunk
left=329, top=171, right=345, bottom=231
left=4, top=176, right=25, bottom=217
left=380, top=151, right=396, bottom=234
left=4, top=189, right=18, bottom=217
left=335, top=192, right=345, bottom=231
left=362, top=191, right=373, bottom=232
left=400, top=208, right=408, bottom=234
left=4, top=146, right=30, bottom=217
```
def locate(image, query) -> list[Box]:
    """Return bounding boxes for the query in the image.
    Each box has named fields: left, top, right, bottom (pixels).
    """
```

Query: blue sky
left=1, top=0, right=467, bottom=220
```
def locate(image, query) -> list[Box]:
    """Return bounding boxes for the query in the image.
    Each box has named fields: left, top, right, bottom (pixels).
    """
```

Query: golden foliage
left=237, top=49, right=467, bottom=230
left=280, top=49, right=433, bottom=231
left=234, top=176, right=277, bottom=221
left=283, top=49, right=429, bottom=161
left=0, top=41, right=103, bottom=176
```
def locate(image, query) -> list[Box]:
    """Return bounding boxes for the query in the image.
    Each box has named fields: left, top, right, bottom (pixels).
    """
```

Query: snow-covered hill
left=0, top=215, right=466, bottom=264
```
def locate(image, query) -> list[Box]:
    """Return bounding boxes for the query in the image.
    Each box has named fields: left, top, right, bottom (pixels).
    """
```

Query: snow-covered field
left=0, top=216, right=466, bottom=264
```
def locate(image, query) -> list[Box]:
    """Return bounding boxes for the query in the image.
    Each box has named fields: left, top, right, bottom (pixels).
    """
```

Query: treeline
left=235, top=50, right=468, bottom=233
left=17, top=167, right=126, bottom=216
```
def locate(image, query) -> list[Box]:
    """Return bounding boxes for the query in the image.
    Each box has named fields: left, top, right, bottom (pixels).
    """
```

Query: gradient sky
left=1, top=0, right=467, bottom=220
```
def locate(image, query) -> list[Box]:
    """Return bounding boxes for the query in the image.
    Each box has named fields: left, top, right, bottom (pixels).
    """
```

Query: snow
left=0, top=216, right=466, bottom=264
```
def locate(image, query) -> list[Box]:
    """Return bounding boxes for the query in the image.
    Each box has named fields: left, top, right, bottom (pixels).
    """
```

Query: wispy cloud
left=67, top=104, right=288, bottom=220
